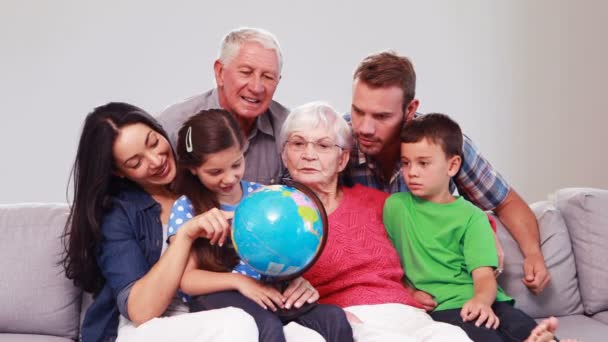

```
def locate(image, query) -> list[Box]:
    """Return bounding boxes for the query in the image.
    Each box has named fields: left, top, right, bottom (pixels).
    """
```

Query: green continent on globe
left=298, top=206, right=319, bottom=223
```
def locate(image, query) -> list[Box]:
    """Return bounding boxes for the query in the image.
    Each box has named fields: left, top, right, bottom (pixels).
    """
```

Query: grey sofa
left=496, top=187, right=608, bottom=341
left=1, top=188, right=607, bottom=341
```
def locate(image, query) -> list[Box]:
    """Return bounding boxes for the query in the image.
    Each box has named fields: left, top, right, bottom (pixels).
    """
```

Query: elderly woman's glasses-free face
left=285, top=137, right=343, bottom=154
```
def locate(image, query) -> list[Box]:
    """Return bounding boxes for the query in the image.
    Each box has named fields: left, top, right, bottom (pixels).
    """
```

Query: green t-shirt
left=383, top=192, right=512, bottom=311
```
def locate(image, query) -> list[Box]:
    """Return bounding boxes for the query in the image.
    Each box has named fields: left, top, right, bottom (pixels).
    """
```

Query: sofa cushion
left=591, top=311, right=608, bottom=325
left=554, top=188, right=608, bottom=315
left=496, top=200, right=583, bottom=317
left=0, top=333, right=74, bottom=342
left=0, top=204, right=81, bottom=340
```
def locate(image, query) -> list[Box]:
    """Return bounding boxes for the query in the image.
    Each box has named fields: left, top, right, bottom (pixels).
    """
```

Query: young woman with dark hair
left=61, top=102, right=257, bottom=341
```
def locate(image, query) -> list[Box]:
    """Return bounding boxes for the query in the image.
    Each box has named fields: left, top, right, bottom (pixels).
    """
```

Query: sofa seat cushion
left=0, top=333, right=74, bottom=342
left=591, top=311, right=608, bottom=325
left=0, top=204, right=81, bottom=340
left=497, top=200, right=583, bottom=317
left=536, top=314, right=608, bottom=342
left=554, top=188, right=608, bottom=315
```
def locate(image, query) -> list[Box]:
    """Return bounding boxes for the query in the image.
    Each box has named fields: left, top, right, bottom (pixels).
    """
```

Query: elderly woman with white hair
left=279, top=102, right=472, bottom=341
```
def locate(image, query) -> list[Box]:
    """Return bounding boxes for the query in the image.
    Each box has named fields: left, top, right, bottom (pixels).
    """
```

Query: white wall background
left=1, top=0, right=606, bottom=204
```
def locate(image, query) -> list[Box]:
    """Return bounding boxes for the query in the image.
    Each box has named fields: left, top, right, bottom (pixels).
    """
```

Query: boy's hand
left=460, top=297, right=500, bottom=329
left=412, top=290, right=437, bottom=311
left=404, top=283, right=437, bottom=311
left=236, top=275, right=285, bottom=311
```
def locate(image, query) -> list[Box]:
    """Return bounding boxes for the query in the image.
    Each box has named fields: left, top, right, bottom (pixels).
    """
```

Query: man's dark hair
left=354, top=51, right=416, bottom=111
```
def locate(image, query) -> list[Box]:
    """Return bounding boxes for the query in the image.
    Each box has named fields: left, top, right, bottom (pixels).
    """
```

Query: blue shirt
left=81, top=183, right=164, bottom=342
left=342, top=113, right=510, bottom=210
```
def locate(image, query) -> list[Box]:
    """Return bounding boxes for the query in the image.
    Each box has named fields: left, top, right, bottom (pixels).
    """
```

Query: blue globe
left=232, top=184, right=327, bottom=279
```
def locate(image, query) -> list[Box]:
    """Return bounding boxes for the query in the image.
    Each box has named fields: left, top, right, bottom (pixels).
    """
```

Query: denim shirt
left=81, top=184, right=163, bottom=342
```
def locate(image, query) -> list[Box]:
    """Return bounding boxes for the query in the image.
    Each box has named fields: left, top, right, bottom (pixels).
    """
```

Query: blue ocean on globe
left=232, top=184, right=325, bottom=278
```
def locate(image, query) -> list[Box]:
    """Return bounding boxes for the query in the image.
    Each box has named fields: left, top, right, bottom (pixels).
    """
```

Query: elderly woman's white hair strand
left=279, top=102, right=353, bottom=150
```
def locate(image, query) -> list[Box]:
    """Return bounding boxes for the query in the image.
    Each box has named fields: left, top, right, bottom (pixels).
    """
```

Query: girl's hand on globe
left=282, top=277, right=319, bottom=309
left=182, top=208, right=233, bottom=246
left=236, top=275, right=285, bottom=311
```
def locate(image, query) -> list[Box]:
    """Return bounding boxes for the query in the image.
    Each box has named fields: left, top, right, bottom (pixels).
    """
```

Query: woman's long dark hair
left=175, top=109, right=245, bottom=272
left=61, top=102, right=172, bottom=294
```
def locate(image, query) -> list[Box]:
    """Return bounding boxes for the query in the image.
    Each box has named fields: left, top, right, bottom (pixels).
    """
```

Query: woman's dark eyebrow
left=145, top=130, right=153, bottom=145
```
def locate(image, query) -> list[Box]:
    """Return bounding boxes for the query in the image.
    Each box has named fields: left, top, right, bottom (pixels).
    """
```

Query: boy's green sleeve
left=383, top=194, right=398, bottom=241
left=462, top=212, right=499, bottom=274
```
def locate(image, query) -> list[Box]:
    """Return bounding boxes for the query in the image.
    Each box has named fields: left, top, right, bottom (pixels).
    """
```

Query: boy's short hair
left=400, top=113, right=463, bottom=159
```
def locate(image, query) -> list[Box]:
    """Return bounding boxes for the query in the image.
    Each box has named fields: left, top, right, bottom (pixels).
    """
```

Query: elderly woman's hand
left=282, top=276, right=319, bottom=309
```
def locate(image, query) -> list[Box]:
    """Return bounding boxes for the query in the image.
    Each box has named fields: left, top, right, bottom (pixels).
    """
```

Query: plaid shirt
left=343, top=114, right=510, bottom=211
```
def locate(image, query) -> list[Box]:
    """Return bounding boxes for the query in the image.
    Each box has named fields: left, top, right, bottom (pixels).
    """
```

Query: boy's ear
left=189, top=167, right=197, bottom=176
left=447, top=155, right=462, bottom=177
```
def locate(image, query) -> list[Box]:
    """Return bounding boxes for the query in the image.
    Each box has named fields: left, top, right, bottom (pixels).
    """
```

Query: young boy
left=382, top=113, right=558, bottom=342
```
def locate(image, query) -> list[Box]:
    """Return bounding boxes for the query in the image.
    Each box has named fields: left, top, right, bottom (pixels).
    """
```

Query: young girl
left=167, top=109, right=353, bottom=342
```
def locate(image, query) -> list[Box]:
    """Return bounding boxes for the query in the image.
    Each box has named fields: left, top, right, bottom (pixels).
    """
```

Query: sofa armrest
left=0, top=203, right=82, bottom=340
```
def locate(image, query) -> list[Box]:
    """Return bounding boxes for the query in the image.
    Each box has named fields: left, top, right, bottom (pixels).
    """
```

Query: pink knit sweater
left=304, top=184, right=422, bottom=309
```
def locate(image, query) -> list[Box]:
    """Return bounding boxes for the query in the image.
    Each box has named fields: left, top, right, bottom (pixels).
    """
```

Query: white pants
left=117, top=306, right=325, bottom=342
left=345, top=303, right=471, bottom=342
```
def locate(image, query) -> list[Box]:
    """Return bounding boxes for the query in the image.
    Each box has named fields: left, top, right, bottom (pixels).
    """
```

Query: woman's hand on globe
left=181, top=208, right=233, bottom=246
left=282, top=277, right=319, bottom=309
left=235, top=275, right=285, bottom=311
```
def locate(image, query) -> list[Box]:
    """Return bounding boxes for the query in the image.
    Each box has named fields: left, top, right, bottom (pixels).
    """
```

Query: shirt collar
left=351, top=138, right=373, bottom=167
left=114, top=181, right=160, bottom=211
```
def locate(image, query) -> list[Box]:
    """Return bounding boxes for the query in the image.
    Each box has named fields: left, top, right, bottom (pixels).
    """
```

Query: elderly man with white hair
left=159, top=27, right=288, bottom=185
